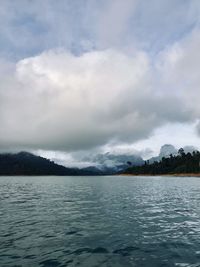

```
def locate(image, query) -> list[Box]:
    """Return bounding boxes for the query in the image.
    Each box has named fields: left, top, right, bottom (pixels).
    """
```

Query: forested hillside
left=124, top=149, right=200, bottom=175
left=0, top=152, right=96, bottom=175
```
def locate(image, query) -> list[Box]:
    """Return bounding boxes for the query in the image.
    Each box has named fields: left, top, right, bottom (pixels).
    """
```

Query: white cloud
left=0, top=1, right=200, bottom=156
left=0, top=49, right=147, bottom=150
left=0, top=45, right=195, bottom=152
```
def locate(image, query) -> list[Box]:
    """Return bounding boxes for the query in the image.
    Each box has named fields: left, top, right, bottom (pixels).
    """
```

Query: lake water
left=1, top=176, right=200, bottom=267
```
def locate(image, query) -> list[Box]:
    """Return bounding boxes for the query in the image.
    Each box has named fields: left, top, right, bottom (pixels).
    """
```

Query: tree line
left=124, top=148, right=200, bottom=175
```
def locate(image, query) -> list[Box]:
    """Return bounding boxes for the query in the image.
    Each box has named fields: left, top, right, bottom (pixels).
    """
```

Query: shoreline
left=121, top=173, right=200, bottom=177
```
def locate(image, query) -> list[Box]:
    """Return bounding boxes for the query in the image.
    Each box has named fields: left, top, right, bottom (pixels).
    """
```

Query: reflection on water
left=1, top=175, right=200, bottom=266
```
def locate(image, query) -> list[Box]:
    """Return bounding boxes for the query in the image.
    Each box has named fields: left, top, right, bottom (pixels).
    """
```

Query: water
left=1, top=176, right=200, bottom=267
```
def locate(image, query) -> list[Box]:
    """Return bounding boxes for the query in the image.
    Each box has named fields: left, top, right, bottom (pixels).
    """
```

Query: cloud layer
left=0, top=0, right=200, bottom=153
left=0, top=42, right=197, bottom=151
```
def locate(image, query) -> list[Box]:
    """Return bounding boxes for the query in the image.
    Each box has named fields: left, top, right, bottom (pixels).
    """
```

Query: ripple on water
left=39, top=259, right=61, bottom=267
left=1, top=176, right=200, bottom=267
left=113, top=246, right=140, bottom=256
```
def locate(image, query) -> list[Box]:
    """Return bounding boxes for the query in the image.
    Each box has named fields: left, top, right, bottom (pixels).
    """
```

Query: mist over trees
left=124, top=149, right=200, bottom=175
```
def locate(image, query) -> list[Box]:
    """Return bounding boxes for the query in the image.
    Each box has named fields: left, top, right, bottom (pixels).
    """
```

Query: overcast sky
left=1, top=0, right=200, bottom=164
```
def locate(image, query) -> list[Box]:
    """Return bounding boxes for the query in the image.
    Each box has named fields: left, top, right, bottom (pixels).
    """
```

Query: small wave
left=39, top=259, right=61, bottom=267
left=113, top=246, right=140, bottom=256
left=72, top=247, right=109, bottom=255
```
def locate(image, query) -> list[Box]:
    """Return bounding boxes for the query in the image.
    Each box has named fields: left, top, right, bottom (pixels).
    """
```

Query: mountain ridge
left=0, top=151, right=101, bottom=176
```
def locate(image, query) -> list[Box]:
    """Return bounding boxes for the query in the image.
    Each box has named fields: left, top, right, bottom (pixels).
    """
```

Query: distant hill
left=0, top=152, right=100, bottom=176
left=82, top=152, right=144, bottom=173
left=2, top=146, right=198, bottom=176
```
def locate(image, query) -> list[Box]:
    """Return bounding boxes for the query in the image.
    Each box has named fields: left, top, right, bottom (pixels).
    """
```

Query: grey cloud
left=94, top=0, right=137, bottom=49
left=196, top=122, right=200, bottom=136
left=0, top=0, right=96, bottom=59
left=1, top=0, right=200, bottom=60
left=0, top=47, right=195, bottom=152
left=131, top=0, right=199, bottom=52
left=0, top=1, right=200, bottom=153
left=157, top=28, right=200, bottom=119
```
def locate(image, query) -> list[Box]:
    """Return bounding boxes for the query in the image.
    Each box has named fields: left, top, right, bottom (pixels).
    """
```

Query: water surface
left=1, top=175, right=200, bottom=267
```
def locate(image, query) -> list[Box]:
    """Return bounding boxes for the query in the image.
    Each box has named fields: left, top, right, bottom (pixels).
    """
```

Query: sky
left=1, top=0, right=200, bottom=165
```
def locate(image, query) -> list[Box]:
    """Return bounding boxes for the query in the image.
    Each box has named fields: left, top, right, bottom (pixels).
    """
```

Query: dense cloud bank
left=0, top=31, right=200, bottom=151
left=0, top=1, right=200, bottom=152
